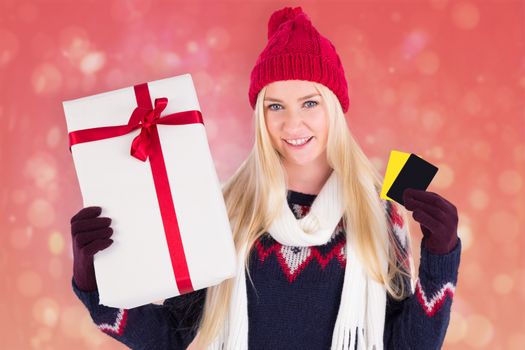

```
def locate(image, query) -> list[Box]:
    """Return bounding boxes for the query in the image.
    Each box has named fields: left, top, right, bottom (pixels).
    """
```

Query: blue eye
left=267, top=100, right=318, bottom=111
left=304, top=100, right=318, bottom=108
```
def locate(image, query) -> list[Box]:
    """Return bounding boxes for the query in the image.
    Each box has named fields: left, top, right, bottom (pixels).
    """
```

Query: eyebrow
left=264, top=93, right=321, bottom=103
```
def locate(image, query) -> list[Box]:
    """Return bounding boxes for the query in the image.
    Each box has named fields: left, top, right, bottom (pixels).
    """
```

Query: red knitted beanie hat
left=248, top=6, right=350, bottom=113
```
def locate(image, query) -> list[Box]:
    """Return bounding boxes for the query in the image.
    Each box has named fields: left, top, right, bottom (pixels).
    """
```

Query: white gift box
left=63, top=73, right=237, bottom=309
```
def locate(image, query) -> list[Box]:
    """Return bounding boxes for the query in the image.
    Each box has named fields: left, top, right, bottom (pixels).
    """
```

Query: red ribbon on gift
left=68, top=83, right=204, bottom=295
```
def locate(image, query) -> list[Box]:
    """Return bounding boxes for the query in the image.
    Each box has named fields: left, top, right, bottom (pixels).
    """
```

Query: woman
left=70, top=6, right=461, bottom=350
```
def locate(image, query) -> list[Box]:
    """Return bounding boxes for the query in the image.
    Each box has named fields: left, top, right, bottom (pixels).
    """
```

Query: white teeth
left=284, top=137, right=311, bottom=146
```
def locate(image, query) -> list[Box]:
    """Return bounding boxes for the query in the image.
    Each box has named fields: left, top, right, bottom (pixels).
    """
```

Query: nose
left=283, top=110, right=304, bottom=130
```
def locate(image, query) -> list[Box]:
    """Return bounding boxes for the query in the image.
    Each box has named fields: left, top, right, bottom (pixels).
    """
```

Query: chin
left=283, top=152, right=323, bottom=166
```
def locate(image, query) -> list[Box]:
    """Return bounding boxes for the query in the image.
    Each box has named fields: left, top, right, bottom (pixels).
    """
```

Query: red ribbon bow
left=129, top=97, right=168, bottom=161
left=69, top=88, right=204, bottom=163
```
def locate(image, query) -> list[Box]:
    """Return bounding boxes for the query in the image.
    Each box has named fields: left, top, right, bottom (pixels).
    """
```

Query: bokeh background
left=1, top=0, right=524, bottom=349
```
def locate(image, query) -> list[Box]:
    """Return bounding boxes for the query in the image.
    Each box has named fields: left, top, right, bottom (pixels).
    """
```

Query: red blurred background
left=1, top=0, right=524, bottom=349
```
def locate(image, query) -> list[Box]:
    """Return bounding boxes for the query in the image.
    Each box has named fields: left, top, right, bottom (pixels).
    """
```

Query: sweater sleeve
left=71, top=277, right=206, bottom=350
left=383, top=202, right=462, bottom=350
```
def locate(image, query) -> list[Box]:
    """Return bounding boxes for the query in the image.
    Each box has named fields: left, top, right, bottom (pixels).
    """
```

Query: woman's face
left=263, top=80, right=329, bottom=167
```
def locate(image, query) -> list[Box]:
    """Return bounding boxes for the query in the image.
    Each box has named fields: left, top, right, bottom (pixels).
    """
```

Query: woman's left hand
left=402, top=188, right=459, bottom=255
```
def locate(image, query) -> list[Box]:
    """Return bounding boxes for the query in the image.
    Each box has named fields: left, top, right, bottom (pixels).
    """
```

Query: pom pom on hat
left=249, top=6, right=350, bottom=113
left=267, top=6, right=305, bottom=39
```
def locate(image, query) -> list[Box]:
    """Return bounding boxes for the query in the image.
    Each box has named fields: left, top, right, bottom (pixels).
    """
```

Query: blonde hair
left=193, top=81, right=414, bottom=348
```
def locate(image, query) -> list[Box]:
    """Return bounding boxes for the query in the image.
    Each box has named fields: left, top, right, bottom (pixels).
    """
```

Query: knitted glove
left=70, top=206, right=114, bottom=292
left=402, top=188, right=459, bottom=255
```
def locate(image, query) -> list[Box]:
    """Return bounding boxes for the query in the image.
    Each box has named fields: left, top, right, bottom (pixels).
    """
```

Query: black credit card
left=386, top=153, right=439, bottom=206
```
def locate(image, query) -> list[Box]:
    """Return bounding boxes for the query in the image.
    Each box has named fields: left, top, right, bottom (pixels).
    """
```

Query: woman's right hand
left=71, top=206, right=114, bottom=292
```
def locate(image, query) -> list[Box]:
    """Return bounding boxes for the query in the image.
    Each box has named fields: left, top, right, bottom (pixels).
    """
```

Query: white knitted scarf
left=208, top=170, right=387, bottom=350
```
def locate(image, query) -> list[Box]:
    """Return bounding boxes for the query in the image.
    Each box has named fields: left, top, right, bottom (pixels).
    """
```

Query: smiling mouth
left=283, top=136, right=314, bottom=147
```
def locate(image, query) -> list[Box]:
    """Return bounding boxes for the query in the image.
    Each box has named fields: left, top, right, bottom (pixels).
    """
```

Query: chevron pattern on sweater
left=255, top=237, right=346, bottom=283
left=97, top=309, right=128, bottom=335
left=415, top=278, right=456, bottom=317
left=255, top=201, right=347, bottom=283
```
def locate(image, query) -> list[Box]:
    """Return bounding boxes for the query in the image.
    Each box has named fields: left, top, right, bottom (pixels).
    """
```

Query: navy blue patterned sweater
left=72, top=189, right=462, bottom=350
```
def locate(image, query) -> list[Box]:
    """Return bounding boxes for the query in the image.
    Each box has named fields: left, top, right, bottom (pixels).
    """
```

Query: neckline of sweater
left=287, top=189, right=317, bottom=207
